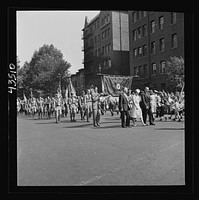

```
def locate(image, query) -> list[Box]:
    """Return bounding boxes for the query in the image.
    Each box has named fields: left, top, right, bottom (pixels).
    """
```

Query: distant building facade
left=71, top=68, right=85, bottom=95
left=82, top=11, right=130, bottom=91
left=82, top=11, right=184, bottom=92
left=128, top=11, right=184, bottom=91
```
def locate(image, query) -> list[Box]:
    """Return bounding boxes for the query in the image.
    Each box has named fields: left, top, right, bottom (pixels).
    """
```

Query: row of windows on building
left=95, top=43, right=112, bottom=57
left=133, top=34, right=177, bottom=59
left=134, top=60, right=166, bottom=78
left=94, top=27, right=111, bottom=44
left=86, top=58, right=112, bottom=73
left=132, top=13, right=177, bottom=41
left=132, top=11, right=147, bottom=23
left=132, top=11, right=177, bottom=25
left=89, top=13, right=110, bottom=32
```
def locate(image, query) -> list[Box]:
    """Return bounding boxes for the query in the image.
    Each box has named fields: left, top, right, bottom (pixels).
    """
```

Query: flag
left=23, top=93, right=27, bottom=102
left=101, top=75, right=133, bottom=96
left=65, top=78, right=76, bottom=97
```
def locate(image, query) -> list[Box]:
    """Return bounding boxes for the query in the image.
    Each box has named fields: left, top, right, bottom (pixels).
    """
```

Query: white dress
left=129, top=94, right=142, bottom=119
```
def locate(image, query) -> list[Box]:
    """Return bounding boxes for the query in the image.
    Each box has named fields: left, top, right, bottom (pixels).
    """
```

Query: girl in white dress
left=129, top=89, right=146, bottom=126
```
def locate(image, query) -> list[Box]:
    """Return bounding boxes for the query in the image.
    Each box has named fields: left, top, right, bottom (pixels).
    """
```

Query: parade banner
left=101, top=75, right=133, bottom=96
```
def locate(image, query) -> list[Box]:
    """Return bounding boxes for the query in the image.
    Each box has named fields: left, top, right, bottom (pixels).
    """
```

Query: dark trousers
left=142, top=107, right=154, bottom=124
left=120, top=111, right=130, bottom=127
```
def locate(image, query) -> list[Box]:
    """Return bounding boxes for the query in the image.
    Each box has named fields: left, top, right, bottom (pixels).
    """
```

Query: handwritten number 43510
left=8, top=63, right=17, bottom=93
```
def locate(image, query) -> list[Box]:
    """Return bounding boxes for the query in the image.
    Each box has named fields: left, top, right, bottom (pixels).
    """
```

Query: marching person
left=140, top=87, right=155, bottom=125
left=118, top=87, right=130, bottom=128
left=37, top=96, right=44, bottom=119
left=91, top=87, right=101, bottom=127
left=68, top=92, right=78, bottom=122
left=46, top=96, right=52, bottom=119
left=31, top=97, right=37, bottom=118
left=55, top=93, right=62, bottom=123
left=79, top=90, right=86, bottom=120
left=85, top=89, right=92, bottom=122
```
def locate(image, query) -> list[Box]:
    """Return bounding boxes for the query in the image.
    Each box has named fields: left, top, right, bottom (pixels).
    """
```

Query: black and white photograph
left=7, top=9, right=194, bottom=194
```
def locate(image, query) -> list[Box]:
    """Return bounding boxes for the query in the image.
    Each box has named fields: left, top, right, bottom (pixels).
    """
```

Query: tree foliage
left=18, top=44, right=71, bottom=98
left=166, top=56, right=184, bottom=91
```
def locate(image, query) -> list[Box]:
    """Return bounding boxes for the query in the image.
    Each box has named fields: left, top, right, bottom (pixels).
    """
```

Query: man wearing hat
left=118, top=87, right=130, bottom=128
left=140, top=87, right=155, bottom=125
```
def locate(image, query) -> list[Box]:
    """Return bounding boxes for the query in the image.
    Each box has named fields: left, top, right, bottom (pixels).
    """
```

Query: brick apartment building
left=82, top=11, right=130, bottom=92
left=82, top=11, right=184, bottom=92
left=128, top=11, right=184, bottom=91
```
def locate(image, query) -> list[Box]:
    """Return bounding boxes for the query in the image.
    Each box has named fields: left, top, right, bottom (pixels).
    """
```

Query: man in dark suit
left=140, top=87, right=155, bottom=125
left=119, top=87, right=130, bottom=128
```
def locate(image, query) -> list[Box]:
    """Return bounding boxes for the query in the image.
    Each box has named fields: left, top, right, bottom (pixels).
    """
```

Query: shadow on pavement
left=155, top=128, right=184, bottom=130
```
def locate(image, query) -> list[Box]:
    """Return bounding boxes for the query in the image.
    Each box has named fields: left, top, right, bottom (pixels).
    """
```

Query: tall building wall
left=128, top=11, right=184, bottom=91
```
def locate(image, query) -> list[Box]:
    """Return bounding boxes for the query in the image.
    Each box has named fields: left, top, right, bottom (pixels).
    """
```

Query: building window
left=142, top=24, right=147, bottom=37
left=139, top=65, right=143, bottom=77
left=151, top=41, right=155, bottom=54
left=144, top=64, right=148, bottom=77
left=150, top=20, right=155, bottom=33
left=133, top=30, right=137, bottom=41
left=136, top=11, right=140, bottom=21
left=98, top=48, right=101, bottom=56
left=159, top=38, right=165, bottom=52
left=103, top=60, right=106, bottom=69
left=159, top=61, right=166, bottom=74
left=140, top=11, right=144, bottom=18
left=98, top=34, right=100, bottom=43
left=97, top=20, right=99, bottom=29
left=95, top=36, right=97, bottom=44
left=143, top=45, right=147, bottom=56
left=171, top=33, right=177, bottom=48
left=134, top=67, right=138, bottom=76
left=132, top=11, right=136, bottom=23
left=133, top=48, right=137, bottom=59
left=98, top=63, right=101, bottom=72
left=171, top=12, right=177, bottom=24
left=102, top=46, right=105, bottom=55
left=105, top=29, right=108, bottom=38
left=151, top=63, right=157, bottom=75
left=108, top=28, right=111, bottom=37
left=108, top=43, right=111, bottom=53
left=108, top=58, right=111, bottom=68
left=159, top=16, right=164, bottom=30
left=107, top=14, right=110, bottom=23
left=102, top=32, right=105, bottom=39
left=137, top=27, right=141, bottom=39
left=95, top=50, right=97, bottom=57
left=143, top=11, right=147, bottom=17
left=138, top=46, right=142, bottom=58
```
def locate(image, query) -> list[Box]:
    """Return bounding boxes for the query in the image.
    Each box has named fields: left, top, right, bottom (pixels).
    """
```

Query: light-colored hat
left=135, top=89, right=140, bottom=94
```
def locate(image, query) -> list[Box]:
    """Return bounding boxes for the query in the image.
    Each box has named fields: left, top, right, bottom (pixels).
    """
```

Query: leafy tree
left=21, top=44, right=71, bottom=97
left=166, top=56, right=184, bottom=92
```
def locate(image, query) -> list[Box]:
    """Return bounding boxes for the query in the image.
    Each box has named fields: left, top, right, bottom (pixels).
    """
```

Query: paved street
left=17, top=112, right=185, bottom=186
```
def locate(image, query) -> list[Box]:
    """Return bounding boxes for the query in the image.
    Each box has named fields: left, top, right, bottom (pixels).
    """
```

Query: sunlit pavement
left=17, top=112, right=185, bottom=186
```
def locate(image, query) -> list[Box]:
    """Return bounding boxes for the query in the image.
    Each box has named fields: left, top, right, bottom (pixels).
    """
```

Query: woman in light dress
left=129, top=89, right=147, bottom=126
